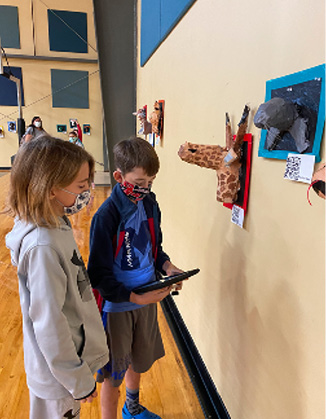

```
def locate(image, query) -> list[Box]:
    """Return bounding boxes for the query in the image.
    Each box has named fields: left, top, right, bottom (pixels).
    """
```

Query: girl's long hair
left=6, top=135, right=95, bottom=227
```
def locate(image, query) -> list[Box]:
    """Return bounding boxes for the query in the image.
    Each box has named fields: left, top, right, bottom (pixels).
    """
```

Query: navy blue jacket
left=88, top=184, right=170, bottom=303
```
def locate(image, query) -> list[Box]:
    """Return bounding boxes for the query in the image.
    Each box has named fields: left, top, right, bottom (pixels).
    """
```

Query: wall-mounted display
left=149, top=100, right=164, bottom=139
left=83, top=124, right=90, bottom=135
left=257, top=64, right=325, bottom=162
left=8, top=121, right=16, bottom=132
left=57, top=124, right=67, bottom=133
left=69, top=119, right=78, bottom=129
left=223, top=133, right=253, bottom=215
left=178, top=105, right=250, bottom=204
left=133, top=105, right=152, bottom=135
left=307, top=163, right=326, bottom=205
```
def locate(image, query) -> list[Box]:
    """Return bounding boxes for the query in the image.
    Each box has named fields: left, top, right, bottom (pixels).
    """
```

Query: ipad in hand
left=133, top=268, right=200, bottom=294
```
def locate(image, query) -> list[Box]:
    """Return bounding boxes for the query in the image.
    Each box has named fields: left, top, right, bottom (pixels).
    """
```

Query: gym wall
left=136, top=0, right=325, bottom=418
left=0, top=0, right=104, bottom=170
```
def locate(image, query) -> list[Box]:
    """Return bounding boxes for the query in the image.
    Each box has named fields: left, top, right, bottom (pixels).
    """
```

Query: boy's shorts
left=97, top=303, right=165, bottom=387
left=29, top=391, right=81, bottom=419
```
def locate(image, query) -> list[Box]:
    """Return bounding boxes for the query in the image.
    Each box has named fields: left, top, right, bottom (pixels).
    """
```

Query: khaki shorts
left=97, top=303, right=165, bottom=387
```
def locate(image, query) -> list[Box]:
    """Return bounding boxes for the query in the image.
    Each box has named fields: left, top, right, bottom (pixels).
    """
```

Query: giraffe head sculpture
left=178, top=105, right=250, bottom=203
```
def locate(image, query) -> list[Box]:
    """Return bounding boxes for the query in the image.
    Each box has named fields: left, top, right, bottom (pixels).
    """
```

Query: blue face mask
left=57, top=189, right=91, bottom=215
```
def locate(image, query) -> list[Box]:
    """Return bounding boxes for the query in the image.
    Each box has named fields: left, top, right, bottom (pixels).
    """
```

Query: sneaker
left=122, top=402, right=162, bottom=419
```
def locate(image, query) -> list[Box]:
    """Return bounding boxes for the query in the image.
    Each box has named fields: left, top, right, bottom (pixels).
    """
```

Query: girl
left=5, top=137, right=109, bottom=419
left=22, top=116, right=48, bottom=143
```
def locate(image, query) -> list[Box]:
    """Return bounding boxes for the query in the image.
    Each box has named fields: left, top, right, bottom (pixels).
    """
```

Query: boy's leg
left=101, top=378, right=120, bottom=419
left=125, top=365, right=141, bottom=389
left=124, top=366, right=144, bottom=415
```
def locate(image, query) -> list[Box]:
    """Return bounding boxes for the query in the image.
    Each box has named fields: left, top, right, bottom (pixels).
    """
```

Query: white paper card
left=284, top=154, right=315, bottom=184
left=231, top=205, right=244, bottom=228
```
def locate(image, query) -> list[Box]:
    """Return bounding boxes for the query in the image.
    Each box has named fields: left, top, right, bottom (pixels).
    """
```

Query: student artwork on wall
left=69, top=119, right=78, bottom=129
left=257, top=64, right=325, bottom=162
left=133, top=105, right=151, bottom=135
left=178, top=105, right=250, bottom=205
left=57, top=124, right=67, bottom=133
left=7, top=121, right=16, bottom=133
left=83, top=124, right=90, bottom=135
left=149, top=100, right=164, bottom=140
left=133, top=101, right=164, bottom=146
left=0, top=126, right=4, bottom=138
left=307, top=163, right=326, bottom=205
left=223, top=133, right=253, bottom=215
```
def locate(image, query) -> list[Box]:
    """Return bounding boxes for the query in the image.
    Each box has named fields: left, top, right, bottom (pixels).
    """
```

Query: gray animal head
left=254, top=97, right=296, bottom=131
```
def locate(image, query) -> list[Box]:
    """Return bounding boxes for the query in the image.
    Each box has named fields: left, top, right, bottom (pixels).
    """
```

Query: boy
left=88, top=137, right=183, bottom=419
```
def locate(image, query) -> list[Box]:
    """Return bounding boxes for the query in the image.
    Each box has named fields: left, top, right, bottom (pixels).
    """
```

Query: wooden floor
left=0, top=174, right=204, bottom=419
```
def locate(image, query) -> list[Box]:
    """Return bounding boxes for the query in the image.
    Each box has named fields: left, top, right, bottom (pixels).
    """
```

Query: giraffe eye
left=188, top=148, right=197, bottom=153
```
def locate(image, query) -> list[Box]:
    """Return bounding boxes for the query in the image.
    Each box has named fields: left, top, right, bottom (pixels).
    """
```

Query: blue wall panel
left=0, top=67, right=24, bottom=106
left=51, top=69, right=89, bottom=108
left=48, top=10, right=88, bottom=53
left=140, top=0, right=161, bottom=66
left=0, top=6, right=20, bottom=49
left=140, top=0, right=196, bottom=66
left=161, top=0, right=195, bottom=39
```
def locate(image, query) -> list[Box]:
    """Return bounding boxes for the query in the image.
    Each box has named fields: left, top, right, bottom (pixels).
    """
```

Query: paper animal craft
left=133, top=101, right=164, bottom=138
left=133, top=106, right=152, bottom=135
left=254, top=97, right=310, bottom=153
left=178, top=105, right=250, bottom=203
left=149, top=101, right=164, bottom=137
left=307, top=163, right=326, bottom=205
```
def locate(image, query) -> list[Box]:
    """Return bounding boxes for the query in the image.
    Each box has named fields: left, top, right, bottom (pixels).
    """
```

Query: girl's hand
left=80, top=389, right=98, bottom=403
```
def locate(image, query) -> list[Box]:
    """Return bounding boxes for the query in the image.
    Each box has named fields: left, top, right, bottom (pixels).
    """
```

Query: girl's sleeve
left=77, top=123, right=83, bottom=143
left=27, top=245, right=96, bottom=400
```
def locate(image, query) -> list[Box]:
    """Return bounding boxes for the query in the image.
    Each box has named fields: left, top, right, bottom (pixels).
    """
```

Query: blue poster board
left=48, top=10, right=88, bottom=53
left=0, top=66, right=24, bottom=106
left=51, top=69, right=89, bottom=109
left=258, top=64, right=325, bottom=162
left=0, top=6, right=20, bottom=49
left=141, top=0, right=196, bottom=66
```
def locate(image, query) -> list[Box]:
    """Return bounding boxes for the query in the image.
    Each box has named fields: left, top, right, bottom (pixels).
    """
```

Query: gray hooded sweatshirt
left=6, top=217, right=109, bottom=400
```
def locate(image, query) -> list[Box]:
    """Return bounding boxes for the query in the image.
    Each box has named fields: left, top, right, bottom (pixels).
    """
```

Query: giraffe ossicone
left=178, top=105, right=250, bottom=203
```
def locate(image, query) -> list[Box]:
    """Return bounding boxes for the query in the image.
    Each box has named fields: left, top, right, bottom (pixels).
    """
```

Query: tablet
left=133, top=269, right=200, bottom=294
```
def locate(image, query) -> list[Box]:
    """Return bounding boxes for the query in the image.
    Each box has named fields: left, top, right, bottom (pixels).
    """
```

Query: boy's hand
left=162, top=261, right=185, bottom=291
left=130, top=287, right=172, bottom=305
left=80, top=389, right=98, bottom=403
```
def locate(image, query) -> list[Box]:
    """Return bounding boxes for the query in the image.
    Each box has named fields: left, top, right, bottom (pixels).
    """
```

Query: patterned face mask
left=57, top=189, right=91, bottom=215
left=120, top=180, right=151, bottom=201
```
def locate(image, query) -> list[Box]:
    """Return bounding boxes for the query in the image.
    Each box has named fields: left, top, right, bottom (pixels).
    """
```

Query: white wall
left=137, top=0, right=325, bottom=418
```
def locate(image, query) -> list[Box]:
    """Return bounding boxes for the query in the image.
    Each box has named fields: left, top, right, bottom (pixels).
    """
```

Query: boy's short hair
left=7, top=135, right=95, bottom=227
left=113, top=137, right=160, bottom=176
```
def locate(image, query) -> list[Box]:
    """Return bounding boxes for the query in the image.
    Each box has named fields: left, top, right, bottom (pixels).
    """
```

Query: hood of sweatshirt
left=5, top=217, right=71, bottom=267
